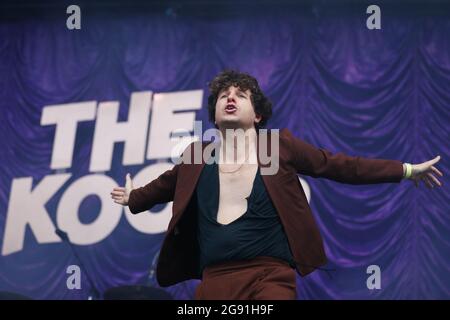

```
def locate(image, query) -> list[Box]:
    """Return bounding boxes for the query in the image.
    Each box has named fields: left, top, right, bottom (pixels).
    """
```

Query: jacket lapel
left=168, top=142, right=209, bottom=230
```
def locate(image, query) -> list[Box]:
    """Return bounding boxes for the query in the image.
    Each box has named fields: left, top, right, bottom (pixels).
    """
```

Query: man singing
left=110, top=70, right=443, bottom=300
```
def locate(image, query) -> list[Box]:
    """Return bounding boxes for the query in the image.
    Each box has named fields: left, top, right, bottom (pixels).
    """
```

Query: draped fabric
left=0, top=2, right=448, bottom=299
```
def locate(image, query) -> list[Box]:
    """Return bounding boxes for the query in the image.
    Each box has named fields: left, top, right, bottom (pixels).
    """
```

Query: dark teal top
left=196, top=160, right=295, bottom=274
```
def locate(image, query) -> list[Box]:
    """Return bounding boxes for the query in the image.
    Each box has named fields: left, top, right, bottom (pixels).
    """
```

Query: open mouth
left=225, top=104, right=237, bottom=113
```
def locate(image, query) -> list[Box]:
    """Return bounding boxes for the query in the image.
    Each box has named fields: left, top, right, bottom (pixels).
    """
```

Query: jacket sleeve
left=282, top=129, right=404, bottom=185
left=128, top=163, right=180, bottom=214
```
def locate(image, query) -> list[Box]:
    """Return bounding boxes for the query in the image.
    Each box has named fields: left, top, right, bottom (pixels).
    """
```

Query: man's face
left=214, top=85, right=261, bottom=130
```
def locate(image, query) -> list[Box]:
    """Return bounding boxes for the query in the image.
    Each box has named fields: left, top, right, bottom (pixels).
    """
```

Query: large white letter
left=90, top=92, right=152, bottom=172
left=2, top=174, right=71, bottom=255
left=41, top=102, right=96, bottom=170
left=125, top=163, right=174, bottom=233
left=147, top=90, right=203, bottom=160
left=56, top=174, right=122, bottom=245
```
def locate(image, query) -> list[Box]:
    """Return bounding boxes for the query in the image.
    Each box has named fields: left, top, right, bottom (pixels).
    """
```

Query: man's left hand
left=407, top=155, right=443, bottom=189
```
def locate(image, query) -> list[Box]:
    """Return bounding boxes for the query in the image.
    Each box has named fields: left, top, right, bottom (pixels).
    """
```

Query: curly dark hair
left=207, top=70, right=272, bottom=129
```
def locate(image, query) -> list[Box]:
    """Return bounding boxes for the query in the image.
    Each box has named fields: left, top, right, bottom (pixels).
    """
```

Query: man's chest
left=216, top=164, right=258, bottom=224
left=218, top=164, right=258, bottom=199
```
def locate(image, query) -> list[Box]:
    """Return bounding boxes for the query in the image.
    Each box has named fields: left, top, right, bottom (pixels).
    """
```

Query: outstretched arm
left=128, top=164, right=179, bottom=214
left=284, top=129, right=404, bottom=185
left=110, top=164, right=180, bottom=214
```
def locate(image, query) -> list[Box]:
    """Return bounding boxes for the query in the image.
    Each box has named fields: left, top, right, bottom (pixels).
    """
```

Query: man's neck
left=218, top=127, right=258, bottom=164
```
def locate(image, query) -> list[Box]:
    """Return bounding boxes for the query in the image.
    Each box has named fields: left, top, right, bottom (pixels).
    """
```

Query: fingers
left=111, top=175, right=133, bottom=205
left=111, top=192, right=125, bottom=203
left=413, top=173, right=442, bottom=189
left=111, top=189, right=125, bottom=204
left=422, top=175, right=434, bottom=189
left=431, top=166, right=443, bottom=177
left=426, top=172, right=442, bottom=187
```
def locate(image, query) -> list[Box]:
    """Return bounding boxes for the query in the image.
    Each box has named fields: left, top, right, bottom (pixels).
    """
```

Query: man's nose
left=227, top=94, right=236, bottom=102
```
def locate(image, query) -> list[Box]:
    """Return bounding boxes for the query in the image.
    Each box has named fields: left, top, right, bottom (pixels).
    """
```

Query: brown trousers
left=194, top=256, right=297, bottom=300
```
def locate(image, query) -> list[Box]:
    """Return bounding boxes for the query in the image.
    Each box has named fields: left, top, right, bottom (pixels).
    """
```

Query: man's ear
left=255, top=114, right=262, bottom=124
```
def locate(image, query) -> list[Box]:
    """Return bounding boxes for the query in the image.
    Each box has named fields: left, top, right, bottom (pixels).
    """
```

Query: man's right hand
left=110, top=173, right=134, bottom=206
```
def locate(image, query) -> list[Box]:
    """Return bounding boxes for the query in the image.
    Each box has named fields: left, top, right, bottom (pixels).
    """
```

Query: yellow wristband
left=404, top=163, right=413, bottom=179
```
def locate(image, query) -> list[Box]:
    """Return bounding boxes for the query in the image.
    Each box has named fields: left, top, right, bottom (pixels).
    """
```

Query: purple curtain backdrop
left=0, top=1, right=449, bottom=299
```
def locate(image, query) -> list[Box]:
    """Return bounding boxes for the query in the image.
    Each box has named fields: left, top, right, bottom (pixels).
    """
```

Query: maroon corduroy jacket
left=128, top=128, right=404, bottom=287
